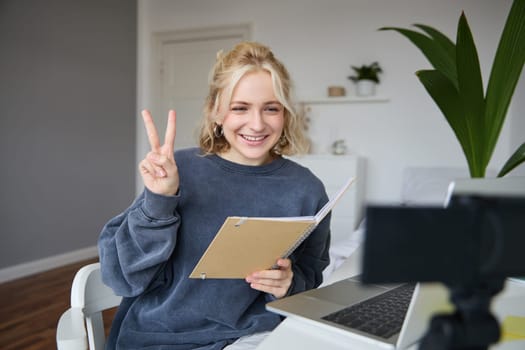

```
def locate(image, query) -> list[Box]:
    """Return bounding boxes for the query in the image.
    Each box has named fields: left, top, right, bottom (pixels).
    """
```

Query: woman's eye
left=231, top=106, right=247, bottom=112
left=265, top=105, right=282, bottom=113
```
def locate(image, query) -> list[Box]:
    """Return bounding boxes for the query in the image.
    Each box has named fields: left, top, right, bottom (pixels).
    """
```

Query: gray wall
left=0, top=0, right=137, bottom=268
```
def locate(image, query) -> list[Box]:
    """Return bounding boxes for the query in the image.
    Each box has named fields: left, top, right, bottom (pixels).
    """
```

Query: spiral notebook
left=189, top=177, right=355, bottom=279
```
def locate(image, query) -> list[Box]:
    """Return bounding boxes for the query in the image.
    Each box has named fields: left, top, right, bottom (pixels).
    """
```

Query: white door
left=154, top=26, right=251, bottom=150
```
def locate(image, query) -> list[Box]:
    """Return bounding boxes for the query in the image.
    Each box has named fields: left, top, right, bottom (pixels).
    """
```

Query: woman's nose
left=248, top=110, right=265, bottom=131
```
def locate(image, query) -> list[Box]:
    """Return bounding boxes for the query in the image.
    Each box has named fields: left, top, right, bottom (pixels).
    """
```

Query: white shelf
left=299, top=96, right=389, bottom=104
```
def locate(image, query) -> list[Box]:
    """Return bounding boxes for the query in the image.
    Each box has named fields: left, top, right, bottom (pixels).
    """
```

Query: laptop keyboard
left=321, top=283, right=416, bottom=339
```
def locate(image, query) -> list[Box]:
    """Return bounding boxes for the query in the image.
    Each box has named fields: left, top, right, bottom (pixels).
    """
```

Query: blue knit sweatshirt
left=98, top=148, right=331, bottom=349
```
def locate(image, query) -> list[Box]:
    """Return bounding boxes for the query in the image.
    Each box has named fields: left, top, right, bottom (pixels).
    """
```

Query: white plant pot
left=355, top=80, right=377, bottom=97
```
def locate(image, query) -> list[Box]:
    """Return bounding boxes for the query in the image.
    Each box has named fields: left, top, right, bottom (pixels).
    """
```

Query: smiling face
left=218, top=70, right=285, bottom=166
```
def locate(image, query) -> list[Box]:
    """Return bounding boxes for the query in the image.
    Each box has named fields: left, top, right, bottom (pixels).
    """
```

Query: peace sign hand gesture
left=139, top=110, right=179, bottom=196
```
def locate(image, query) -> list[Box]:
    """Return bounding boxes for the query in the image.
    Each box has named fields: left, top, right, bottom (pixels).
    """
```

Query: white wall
left=137, top=0, right=522, bottom=203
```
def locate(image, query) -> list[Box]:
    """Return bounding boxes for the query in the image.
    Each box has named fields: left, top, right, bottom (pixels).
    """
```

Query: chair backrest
left=71, top=262, right=122, bottom=350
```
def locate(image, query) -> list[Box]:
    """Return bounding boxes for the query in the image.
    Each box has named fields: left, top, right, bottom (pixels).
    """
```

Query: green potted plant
left=379, top=0, right=525, bottom=178
left=348, top=62, right=383, bottom=96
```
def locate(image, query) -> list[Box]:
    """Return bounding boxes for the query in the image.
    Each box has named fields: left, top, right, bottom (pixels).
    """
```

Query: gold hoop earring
left=272, top=134, right=288, bottom=155
left=279, top=134, right=288, bottom=147
left=213, top=123, right=224, bottom=138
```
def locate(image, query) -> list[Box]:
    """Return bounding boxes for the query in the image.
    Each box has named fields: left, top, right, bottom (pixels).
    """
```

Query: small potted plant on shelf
left=348, top=61, right=383, bottom=96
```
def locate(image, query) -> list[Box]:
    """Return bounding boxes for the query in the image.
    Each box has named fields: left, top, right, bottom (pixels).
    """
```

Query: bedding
left=322, top=219, right=364, bottom=284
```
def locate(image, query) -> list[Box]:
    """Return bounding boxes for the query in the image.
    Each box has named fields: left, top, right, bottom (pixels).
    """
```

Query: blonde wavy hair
left=199, top=41, right=309, bottom=156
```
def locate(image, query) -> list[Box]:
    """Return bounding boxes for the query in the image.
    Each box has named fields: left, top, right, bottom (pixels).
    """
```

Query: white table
left=256, top=316, right=525, bottom=350
left=256, top=316, right=417, bottom=349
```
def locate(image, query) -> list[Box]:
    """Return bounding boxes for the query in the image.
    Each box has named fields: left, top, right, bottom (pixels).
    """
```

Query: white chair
left=56, top=262, right=122, bottom=350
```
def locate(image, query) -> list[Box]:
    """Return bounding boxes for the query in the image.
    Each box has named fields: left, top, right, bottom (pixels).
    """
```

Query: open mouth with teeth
left=241, top=134, right=268, bottom=143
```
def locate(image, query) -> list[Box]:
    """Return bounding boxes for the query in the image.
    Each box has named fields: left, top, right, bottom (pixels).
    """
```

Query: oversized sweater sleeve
left=287, top=212, right=331, bottom=296
left=98, top=188, right=181, bottom=297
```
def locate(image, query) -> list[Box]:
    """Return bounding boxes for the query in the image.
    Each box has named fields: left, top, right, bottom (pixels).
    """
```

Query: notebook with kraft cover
left=189, top=177, right=355, bottom=279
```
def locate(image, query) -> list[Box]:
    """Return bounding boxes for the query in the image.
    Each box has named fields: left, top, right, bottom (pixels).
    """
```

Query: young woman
left=98, top=41, right=331, bottom=350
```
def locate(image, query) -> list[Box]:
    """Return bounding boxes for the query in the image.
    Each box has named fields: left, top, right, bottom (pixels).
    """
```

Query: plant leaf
left=498, top=142, right=525, bottom=177
left=413, top=23, right=457, bottom=79
left=416, top=69, right=479, bottom=176
left=456, top=12, right=486, bottom=176
left=380, top=26, right=458, bottom=89
left=485, top=0, right=525, bottom=166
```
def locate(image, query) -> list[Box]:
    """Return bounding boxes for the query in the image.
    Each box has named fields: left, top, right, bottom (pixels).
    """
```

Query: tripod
left=419, top=278, right=505, bottom=350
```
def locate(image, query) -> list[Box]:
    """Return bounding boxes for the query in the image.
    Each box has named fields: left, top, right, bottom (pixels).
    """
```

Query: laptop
left=266, top=176, right=525, bottom=349
left=267, top=274, right=450, bottom=349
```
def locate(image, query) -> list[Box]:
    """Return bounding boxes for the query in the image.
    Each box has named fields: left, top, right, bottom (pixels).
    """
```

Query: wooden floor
left=0, top=258, right=116, bottom=350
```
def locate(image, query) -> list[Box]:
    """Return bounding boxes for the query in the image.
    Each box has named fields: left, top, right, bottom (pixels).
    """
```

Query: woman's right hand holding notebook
left=139, top=109, right=179, bottom=196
